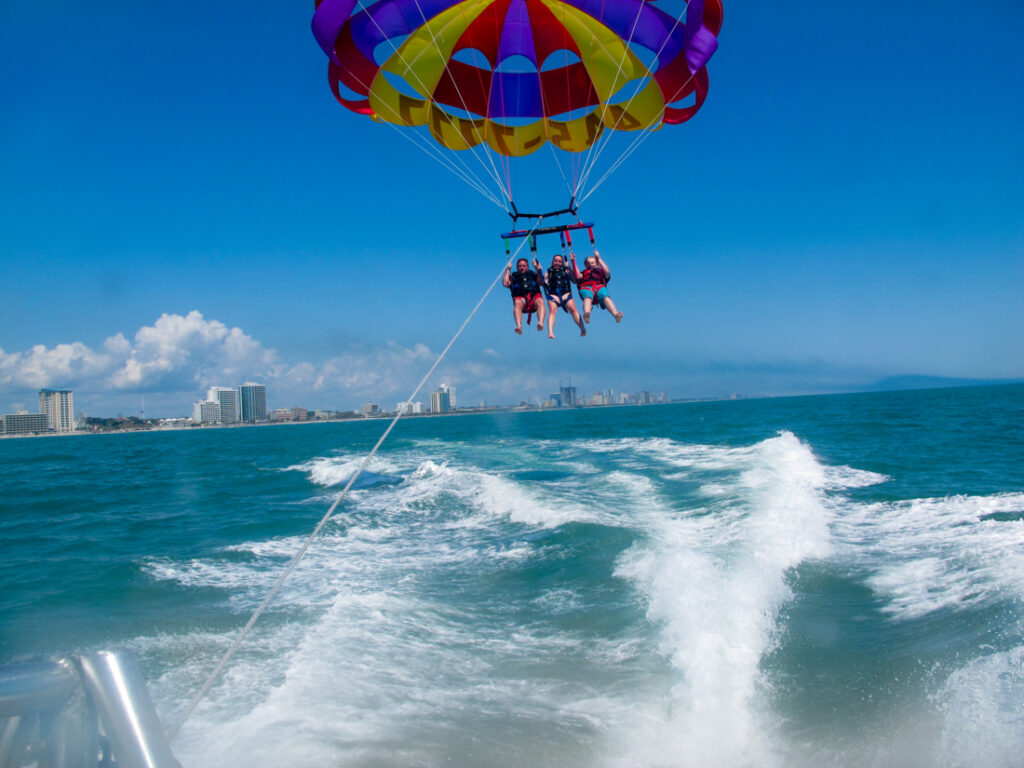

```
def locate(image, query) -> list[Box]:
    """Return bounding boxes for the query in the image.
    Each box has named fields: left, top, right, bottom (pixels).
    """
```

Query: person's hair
left=516, top=258, right=529, bottom=266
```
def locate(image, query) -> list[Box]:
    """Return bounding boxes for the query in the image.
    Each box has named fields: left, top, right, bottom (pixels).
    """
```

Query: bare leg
left=535, top=299, right=546, bottom=330
left=565, top=298, right=586, bottom=336
left=513, top=300, right=524, bottom=334
left=603, top=296, right=624, bottom=322
left=546, top=300, right=558, bottom=338
left=582, top=297, right=593, bottom=323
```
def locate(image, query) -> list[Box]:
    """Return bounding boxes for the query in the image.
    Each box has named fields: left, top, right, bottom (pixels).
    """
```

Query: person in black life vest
left=541, top=253, right=586, bottom=339
left=502, top=257, right=547, bottom=335
left=572, top=251, right=624, bottom=324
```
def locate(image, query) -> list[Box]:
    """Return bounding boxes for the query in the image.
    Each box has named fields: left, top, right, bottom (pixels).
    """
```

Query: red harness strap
left=519, top=291, right=542, bottom=324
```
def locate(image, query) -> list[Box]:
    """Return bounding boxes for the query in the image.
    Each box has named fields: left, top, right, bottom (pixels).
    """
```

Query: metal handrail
left=0, top=651, right=180, bottom=768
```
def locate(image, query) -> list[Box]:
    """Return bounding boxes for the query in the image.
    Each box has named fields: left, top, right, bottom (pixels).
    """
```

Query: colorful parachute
left=312, top=0, right=723, bottom=158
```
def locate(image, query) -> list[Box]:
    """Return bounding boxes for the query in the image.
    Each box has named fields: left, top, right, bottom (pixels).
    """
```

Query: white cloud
left=1, top=311, right=280, bottom=400
left=0, top=311, right=540, bottom=415
left=107, top=311, right=281, bottom=390
left=0, top=342, right=112, bottom=390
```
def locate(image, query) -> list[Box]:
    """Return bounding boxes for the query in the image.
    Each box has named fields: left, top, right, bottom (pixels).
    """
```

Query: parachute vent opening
left=380, top=70, right=427, bottom=100
left=540, top=50, right=582, bottom=72
left=452, top=48, right=493, bottom=70
left=487, top=115, right=544, bottom=128
left=607, top=77, right=653, bottom=105
left=547, top=106, right=599, bottom=124
left=332, top=79, right=367, bottom=103
left=495, top=54, right=539, bottom=74
left=373, top=35, right=410, bottom=66
left=648, top=0, right=692, bottom=20
left=626, top=43, right=660, bottom=73
left=434, top=103, right=487, bottom=121
left=666, top=90, right=698, bottom=110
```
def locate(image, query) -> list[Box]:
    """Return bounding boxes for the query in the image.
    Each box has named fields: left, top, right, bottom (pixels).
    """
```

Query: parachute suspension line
left=547, top=141, right=576, bottom=200
left=171, top=224, right=544, bottom=741
left=563, top=44, right=582, bottom=195
left=500, top=152, right=515, bottom=216
left=579, top=62, right=701, bottom=202
left=579, top=64, right=696, bottom=205
left=408, top=0, right=513, bottom=210
left=361, top=6, right=509, bottom=206
left=577, top=5, right=699, bottom=205
left=379, top=110, right=505, bottom=208
left=573, top=1, right=648, bottom=199
left=578, top=105, right=675, bottom=205
left=381, top=118, right=507, bottom=209
left=339, top=65, right=505, bottom=209
left=544, top=52, right=581, bottom=201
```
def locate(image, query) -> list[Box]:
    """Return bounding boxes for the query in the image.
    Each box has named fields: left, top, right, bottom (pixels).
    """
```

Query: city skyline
left=3, top=376, right=1018, bottom=435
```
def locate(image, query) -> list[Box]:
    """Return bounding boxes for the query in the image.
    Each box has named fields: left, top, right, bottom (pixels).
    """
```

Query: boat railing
left=0, top=650, right=180, bottom=768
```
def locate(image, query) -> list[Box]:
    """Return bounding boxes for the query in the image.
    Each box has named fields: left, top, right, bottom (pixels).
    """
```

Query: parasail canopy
left=313, top=0, right=722, bottom=156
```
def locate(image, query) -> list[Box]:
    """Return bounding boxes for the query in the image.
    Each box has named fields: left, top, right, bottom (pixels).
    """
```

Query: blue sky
left=2, top=1, right=1022, bottom=417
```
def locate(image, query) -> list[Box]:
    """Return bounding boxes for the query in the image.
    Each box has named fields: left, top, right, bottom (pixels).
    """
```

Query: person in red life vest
left=502, top=257, right=547, bottom=335
left=540, top=253, right=586, bottom=339
left=572, top=251, right=624, bottom=324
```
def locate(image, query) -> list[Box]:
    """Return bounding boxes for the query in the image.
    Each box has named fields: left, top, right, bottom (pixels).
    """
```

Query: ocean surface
left=2, top=384, right=1023, bottom=767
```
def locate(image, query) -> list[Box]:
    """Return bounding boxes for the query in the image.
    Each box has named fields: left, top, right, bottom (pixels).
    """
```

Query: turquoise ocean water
left=2, top=384, right=1023, bottom=767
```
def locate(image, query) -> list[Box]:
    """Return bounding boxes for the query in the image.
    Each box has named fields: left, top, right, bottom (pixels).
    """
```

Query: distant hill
left=867, top=375, right=1024, bottom=392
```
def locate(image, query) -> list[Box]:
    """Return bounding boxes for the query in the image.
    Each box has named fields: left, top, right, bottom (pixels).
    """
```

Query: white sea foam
left=143, top=440, right=669, bottom=766
left=286, top=454, right=403, bottom=487
left=936, top=645, right=1024, bottom=768
left=588, top=436, right=754, bottom=475
left=148, top=432, right=973, bottom=767
left=166, top=573, right=644, bottom=767
left=611, top=431, right=835, bottom=767
left=823, top=463, right=889, bottom=489
left=835, top=492, right=1024, bottom=620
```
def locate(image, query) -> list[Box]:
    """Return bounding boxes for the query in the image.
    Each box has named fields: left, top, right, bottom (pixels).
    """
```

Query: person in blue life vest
left=540, top=253, right=586, bottom=339
left=572, top=251, right=624, bottom=324
left=503, top=257, right=547, bottom=335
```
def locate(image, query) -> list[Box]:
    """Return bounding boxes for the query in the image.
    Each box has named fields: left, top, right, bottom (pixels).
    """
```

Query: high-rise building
left=239, top=383, right=267, bottom=423
left=39, top=388, right=74, bottom=432
left=207, top=387, right=240, bottom=424
left=559, top=384, right=578, bottom=408
left=439, top=383, right=456, bottom=409
left=430, top=388, right=451, bottom=414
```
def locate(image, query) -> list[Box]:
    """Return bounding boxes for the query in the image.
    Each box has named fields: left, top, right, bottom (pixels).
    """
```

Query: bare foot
left=584, top=311, right=591, bottom=323
left=547, top=332, right=555, bottom=339
left=615, top=312, right=624, bottom=323
left=537, top=321, right=544, bottom=331
left=514, top=326, right=522, bottom=335
left=580, top=326, right=587, bottom=337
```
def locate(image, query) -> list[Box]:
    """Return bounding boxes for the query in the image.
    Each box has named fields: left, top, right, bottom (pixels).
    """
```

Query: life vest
left=547, top=266, right=573, bottom=295
left=509, top=269, right=539, bottom=298
left=579, top=265, right=607, bottom=291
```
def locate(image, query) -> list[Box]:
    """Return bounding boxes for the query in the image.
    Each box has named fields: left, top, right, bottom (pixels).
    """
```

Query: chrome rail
left=0, top=651, right=179, bottom=768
